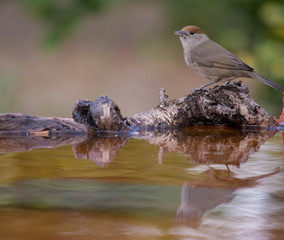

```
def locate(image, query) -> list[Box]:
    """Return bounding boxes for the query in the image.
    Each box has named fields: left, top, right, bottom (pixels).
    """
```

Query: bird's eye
left=190, top=31, right=195, bottom=35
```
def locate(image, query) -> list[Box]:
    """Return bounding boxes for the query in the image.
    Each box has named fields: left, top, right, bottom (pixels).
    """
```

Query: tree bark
left=73, top=82, right=279, bottom=131
left=0, top=113, right=89, bottom=135
left=0, top=82, right=279, bottom=135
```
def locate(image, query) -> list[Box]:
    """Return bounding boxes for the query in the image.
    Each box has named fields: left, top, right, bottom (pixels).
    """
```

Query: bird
left=174, top=25, right=283, bottom=91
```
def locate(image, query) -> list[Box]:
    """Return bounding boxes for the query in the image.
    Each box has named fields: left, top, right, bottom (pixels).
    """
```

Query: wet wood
left=0, top=82, right=280, bottom=135
left=73, top=82, right=279, bottom=131
left=0, top=113, right=89, bottom=135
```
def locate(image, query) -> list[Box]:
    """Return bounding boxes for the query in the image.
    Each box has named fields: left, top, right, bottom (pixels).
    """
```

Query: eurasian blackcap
left=175, top=25, right=283, bottom=91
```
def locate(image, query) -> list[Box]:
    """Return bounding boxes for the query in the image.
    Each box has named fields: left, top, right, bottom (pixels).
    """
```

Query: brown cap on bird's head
left=174, top=25, right=205, bottom=37
left=181, top=26, right=205, bottom=34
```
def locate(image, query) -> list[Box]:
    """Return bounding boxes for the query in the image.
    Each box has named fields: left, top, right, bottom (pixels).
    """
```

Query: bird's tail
left=253, top=72, right=283, bottom=91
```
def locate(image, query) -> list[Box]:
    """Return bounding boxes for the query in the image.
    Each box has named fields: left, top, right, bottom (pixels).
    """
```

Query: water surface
left=0, top=127, right=283, bottom=240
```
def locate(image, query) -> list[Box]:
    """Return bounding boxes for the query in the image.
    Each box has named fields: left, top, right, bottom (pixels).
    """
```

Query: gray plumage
left=175, top=26, right=283, bottom=91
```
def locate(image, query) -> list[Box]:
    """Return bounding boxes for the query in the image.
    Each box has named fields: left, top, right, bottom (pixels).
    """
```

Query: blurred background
left=0, top=0, right=283, bottom=117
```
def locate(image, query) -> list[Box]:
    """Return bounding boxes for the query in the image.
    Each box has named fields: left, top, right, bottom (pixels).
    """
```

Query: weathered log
left=72, top=96, right=130, bottom=131
left=73, top=82, right=278, bottom=131
left=0, top=113, right=89, bottom=136
left=0, top=82, right=280, bottom=136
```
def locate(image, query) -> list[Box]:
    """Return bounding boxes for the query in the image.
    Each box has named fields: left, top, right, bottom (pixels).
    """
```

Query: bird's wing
left=191, top=40, right=253, bottom=71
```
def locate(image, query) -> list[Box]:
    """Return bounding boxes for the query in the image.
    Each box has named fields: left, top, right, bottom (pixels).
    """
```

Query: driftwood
left=0, top=113, right=89, bottom=135
left=0, top=82, right=280, bottom=137
left=73, top=82, right=279, bottom=131
left=1, top=82, right=279, bottom=167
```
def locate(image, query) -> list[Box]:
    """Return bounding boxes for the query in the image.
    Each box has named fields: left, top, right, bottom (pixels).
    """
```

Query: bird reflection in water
left=176, top=166, right=279, bottom=227
left=0, top=127, right=280, bottom=227
left=71, top=127, right=279, bottom=226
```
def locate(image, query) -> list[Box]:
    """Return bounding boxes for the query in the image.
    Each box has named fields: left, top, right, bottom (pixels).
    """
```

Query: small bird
left=175, top=25, right=283, bottom=91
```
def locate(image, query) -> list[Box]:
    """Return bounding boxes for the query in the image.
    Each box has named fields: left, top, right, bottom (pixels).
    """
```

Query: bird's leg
left=192, top=80, right=219, bottom=92
left=225, top=164, right=231, bottom=173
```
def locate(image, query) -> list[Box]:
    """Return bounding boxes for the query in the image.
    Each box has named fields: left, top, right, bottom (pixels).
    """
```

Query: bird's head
left=175, top=26, right=208, bottom=51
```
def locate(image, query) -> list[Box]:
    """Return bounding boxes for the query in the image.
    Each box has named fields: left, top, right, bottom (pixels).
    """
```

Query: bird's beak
left=174, top=30, right=186, bottom=37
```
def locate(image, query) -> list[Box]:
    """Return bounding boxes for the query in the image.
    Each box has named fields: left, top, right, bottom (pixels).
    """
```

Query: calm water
left=0, top=127, right=283, bottom=240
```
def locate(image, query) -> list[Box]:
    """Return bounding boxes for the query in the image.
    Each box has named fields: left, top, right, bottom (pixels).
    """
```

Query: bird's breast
left=184, top=51, right=193, bottom=67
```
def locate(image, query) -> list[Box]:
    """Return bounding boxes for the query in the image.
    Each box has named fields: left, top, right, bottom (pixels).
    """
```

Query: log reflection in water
left=176, top=166, right=280, bottom=227
left=0, top=127, right=280, bottom=228
left=0, top=135, right=87, bottom=153
left=70, top=128, right=275, bottom=166
left=134, top=127, right=276, bottom=166
left=0, top=127, right=277, bottom=167
left=72, top=137, right=128, bottom=167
